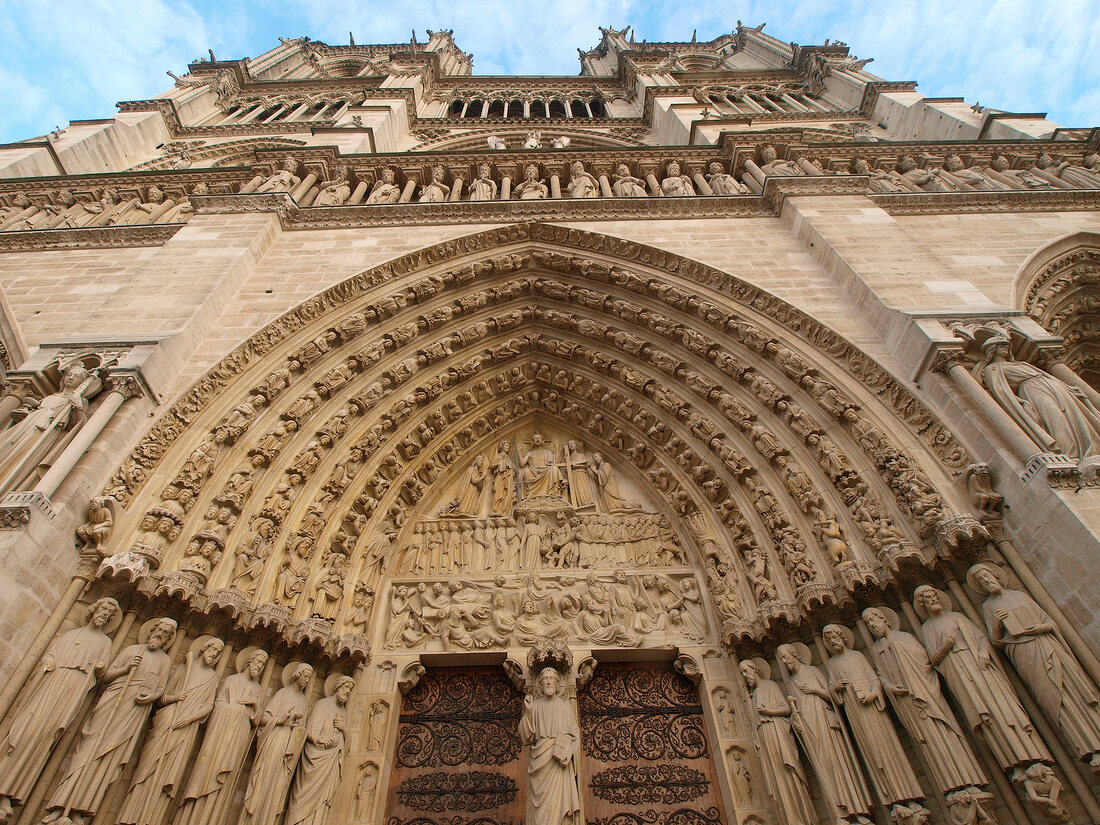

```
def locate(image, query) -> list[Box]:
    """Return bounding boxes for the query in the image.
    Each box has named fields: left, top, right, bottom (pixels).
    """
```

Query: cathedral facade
left=0, top=23, right=1099, bottom=825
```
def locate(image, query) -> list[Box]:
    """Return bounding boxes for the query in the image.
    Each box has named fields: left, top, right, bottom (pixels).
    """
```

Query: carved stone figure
left=976, top=336, right=1100, bottom=467
left=240, top=662, right=314, bottom=825
left=566, top=162, right=598, bottom=198
left=232, top=517, right=275, bottom=595
left=963, top=463, right=1003, bottom=515
left=740, top=659, right=815, bottom=825
left=968, top=563, right=1100, bottom=768
left=118, top=636, right=224, bottom=825
left=0, top=598, right=120, bottom=822
left=176, top=648, right=268, bottom=825
left=75, top=496, right=116, bottom=556
left=913, top=584, right=1052, bottom=771
left=660, top=161, right=695, bottom=196
left=457, top=454, right=490, bottom=515
left=611, top=163, right=647, bottom=196
left=468, top=163, right=497, bottom=201
left=518, top=667, right=581, bottom=825
left=418, top=165, right=450, bottom=202
left=821, top=625, right=928, bottom=817
left=520, top=434, right=564, bottom=498
left=490, top=440, right=517, bottom=515
left=256, top=156, right=301, bottom=194
left=706, top=161, right=748, bottom=194
left=524, top=132, right=542, bottom=149
left=862, top=606, right=988, bottom=795
left=590, top=453, right=635, bottom=511
left=0, top=363, right=90, bottom=492
left=777, top=642, right=873, bottom=825
left=514, top=164, right=548, bottom=199
left=41, top=618, right=177, bottom=825
left=313, top=166, right=351, bottom=206
left=284, top=675, right=354, bottom=825
left=366, top=168, right=400, bottom=204
left=564, top=441, right=594, bottom=508
left=759, top=145, right=803, bottom=177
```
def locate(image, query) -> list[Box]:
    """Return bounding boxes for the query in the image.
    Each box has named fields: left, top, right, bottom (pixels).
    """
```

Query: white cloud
left=0, top=0, right=1096, bottom=143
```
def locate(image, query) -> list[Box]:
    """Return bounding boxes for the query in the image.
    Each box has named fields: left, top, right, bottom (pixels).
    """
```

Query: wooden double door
left=385, top=662, right=727, bottom=825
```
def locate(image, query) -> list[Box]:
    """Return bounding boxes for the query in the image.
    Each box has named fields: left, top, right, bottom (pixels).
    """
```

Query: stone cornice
left=191, top=192, right=771, bottom=227
left=869, top=188, right=1100, bottom=215
left=0, top=224, right=183, bottom=252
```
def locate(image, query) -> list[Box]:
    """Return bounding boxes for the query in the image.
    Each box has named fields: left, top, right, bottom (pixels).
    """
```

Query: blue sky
left=1, top=0, right=1098, bottom=144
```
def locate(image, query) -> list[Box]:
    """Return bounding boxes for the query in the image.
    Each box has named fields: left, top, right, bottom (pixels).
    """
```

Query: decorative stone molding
left=0, top=224, right=184, bottom=252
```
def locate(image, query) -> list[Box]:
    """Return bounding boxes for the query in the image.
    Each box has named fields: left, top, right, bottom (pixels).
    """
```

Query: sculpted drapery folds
left=740, top=658, right=815, bottom=825
left=862, top=607, right=988, bottom=795
left=176, top=648, right=269, bottom=825
left=967, top=563, right=1100, bottom=768
left=777, top=642, right=873, bottom=825
left=0, top=363, right=90, bottom=493
left=519, top=667, right=582, bottom=825
left=912, top=585, right=1052, bottom=771
left=976, top=335, right=1100, bottom=466
left=42, top=617, right=177, bottom=825
left=284, top=675, right=354, bottom=825
left=240, top=662, right=313, bottom=825
left=519, top=433, right=564, bottom=499
left=118, top=636, right=224, bottom=825
left=0, top=598, right=120, bottom=822
left=821, top=624, right=928, bottom=817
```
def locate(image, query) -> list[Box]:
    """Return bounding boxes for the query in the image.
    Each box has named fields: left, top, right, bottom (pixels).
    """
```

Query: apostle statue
left=366, top=168, right=401, bottom=204
left=566, top=162, right=599, bottom=198
left=739, top=658, right=815, bottom=825
left=256, top=156, right=301, bottom=194
left=968, top=563, right=1100, bottom=768
left=118, top=636, right=224, bottom=825
left=611, top=163, right=647, bottom=197
left=468, top=163, right=498, bottom=201
left=975, top=333, right=1100, bottom=468
left=660, top=161, right=695, bottom=196
left=0, top=363, right=92, bottom=494
left=514, top=164, right=548, bottom=199
left=313, top=167, right=351, bottom=206
left=821, top=625, right=929, bottom=820
left=284, top=675, right=354, bottom=825
left=418, top=165, right=450, bottom=203
left=862, top=606, right=988, bottom=796
left=0, top=598, right=120, bottom=823
left=706, top=161, right=749, bottom=194
left=41, top=617, right=177, bottom=825
left=520, top=434, right=563, bottom=499
left=777, top=642, right=873, bottom=825
left=176, top=647, right=269, bottom=825
left=239, top=662, right=314, bottom=825
left=912, top=585, right=1052, bottom=772
left=518, top=667, right=582, bottom=825
left=590, top=453, right=635, bottom=511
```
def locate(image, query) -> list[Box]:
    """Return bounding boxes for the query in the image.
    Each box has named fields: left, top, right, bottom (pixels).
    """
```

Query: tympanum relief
left=382, top=426, right=706, bottom=651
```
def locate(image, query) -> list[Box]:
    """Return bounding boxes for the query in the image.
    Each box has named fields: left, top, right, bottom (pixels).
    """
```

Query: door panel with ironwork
left=579, top=663, right=727, bottom=825
left=385, top=667, right=526, bottom=825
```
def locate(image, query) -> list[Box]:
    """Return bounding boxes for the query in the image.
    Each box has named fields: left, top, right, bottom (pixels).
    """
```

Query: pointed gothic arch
left=99, top=222, right=978, bottom=659
left=1017, top=230, right=1100, bottom=389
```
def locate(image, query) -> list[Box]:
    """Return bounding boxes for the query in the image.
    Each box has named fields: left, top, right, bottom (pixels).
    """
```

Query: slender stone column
left=549, top=174, right=562, bottom=199
left=398, top=179, right=417, bottom=203
left=597, top=174, right=613, bottom=198
left=34, top=376, right=141, bottom=498
left=946, top=363, right=1038, bottom=462
left=500, top=175, right=512, bottom=199
left=645, top=173, right=660, bottom=196
left=0, top=569, right=90, bottom=722
left=449, top=177, right=464, bottom=201
left=692, top=173, right=714, bottom=195
left=291, top=173, right=318, bottom=201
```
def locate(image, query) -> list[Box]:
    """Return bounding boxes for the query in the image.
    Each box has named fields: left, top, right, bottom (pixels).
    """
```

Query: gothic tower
left=0, top=24, right=1098, bottom=825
